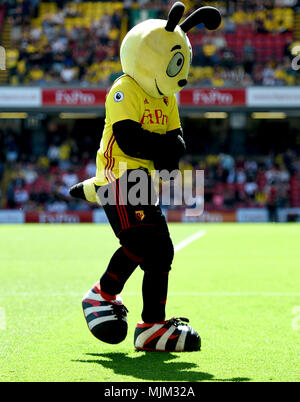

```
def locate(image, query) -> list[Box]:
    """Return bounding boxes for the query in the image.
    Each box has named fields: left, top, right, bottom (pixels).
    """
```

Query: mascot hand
left=154, top=156, right=180, bottom=180
left=165, top=129, right=186, bottom=159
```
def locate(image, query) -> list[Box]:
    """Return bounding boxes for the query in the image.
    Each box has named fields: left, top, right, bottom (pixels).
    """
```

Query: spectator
left=201, top=37, right=219, bottom=66
left=212, top=32, right=227, bottom=52
left=266, top=182, right=278, bottom=221
left=262, top=62, right=276, bottom=86
left=12, top=178, right=29, bottom=208
left=47, top=143, right=60, bottom=164
left=60, top=63, right=77, bottom=84
left=5, top=133, right=19, bottom=162
left=62, top=168, right=79, bottom=188
left=85, top=160, right=97, bottom=178
left=242, top=40, right=256, bottom=74
left=46, top=197, right=68, bottom=212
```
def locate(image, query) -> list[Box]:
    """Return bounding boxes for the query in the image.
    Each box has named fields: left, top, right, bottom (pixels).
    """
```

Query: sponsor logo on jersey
left=140, top=109, right=168, bottom=125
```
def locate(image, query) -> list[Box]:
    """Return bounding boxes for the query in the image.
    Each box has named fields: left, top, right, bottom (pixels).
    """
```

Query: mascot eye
left=166, top=52, right=184, bottom=77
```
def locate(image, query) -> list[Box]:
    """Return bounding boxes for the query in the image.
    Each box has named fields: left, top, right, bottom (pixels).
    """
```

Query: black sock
left=141, top=270, right=169, bottom=323
left=100, top=247, right=139, bottom=296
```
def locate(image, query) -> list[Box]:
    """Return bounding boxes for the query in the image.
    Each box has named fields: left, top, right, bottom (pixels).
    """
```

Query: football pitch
left=0, top=223, right=299, bottom=382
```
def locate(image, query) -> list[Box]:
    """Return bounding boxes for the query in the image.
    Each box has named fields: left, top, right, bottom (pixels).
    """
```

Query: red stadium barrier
left=25, top=211, right=93, bottom=223
left=1, top=87, right=300, bottom=109
left=167, top=210, right=237, bottom=223
left=42, top=88, right=107, bottom=107
left=42, top=88, right=246, bottom=107
left=40, top=88, right=247, bottom=108
left=0, top=208, right=299, bottom=223
left=179, top=88, right=246, bottom=106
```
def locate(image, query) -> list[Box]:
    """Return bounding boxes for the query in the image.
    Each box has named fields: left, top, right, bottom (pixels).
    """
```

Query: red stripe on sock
left=99, top=288, right=117, bottom=301
left=92, top=282, right=117, bottom=301
left=106, top=272, right=120, bottom=282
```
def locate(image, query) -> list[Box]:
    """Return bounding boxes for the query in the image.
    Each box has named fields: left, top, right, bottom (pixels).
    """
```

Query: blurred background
left=0, top=0, right=300, bottom=224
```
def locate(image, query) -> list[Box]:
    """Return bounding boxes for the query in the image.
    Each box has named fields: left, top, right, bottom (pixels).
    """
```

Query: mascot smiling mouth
left=155, top=79, right=164, bottom=96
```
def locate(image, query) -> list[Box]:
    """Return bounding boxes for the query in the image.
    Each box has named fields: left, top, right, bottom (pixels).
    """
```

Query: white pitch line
left=0, top=307, right=6, bottom=330
left=167, top=292, right=300, bottom=297
left=174, top=229, right=206, bottom=253
left=0, top=230, right=206, bottom=299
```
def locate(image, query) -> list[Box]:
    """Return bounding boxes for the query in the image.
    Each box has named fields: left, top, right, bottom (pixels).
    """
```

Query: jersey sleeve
left=106, top=78, right=142, bottom=125
left=167, top=95, right=181, bottom=132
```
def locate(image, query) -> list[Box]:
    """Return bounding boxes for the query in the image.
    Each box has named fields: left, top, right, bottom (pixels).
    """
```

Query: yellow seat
left=203, top=66, right=213, bottom=78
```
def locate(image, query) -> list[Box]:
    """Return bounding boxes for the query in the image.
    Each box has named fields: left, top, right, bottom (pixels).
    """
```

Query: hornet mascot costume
left=70, top=2, right=221, bottom=352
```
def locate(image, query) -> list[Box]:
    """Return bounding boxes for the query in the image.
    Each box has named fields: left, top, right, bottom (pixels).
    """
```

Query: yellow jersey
left=94, top=74, right=181, bottom=186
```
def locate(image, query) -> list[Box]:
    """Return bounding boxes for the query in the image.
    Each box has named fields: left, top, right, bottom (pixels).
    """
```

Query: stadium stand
left=0, top=1, right=299, bottom=220
left=0, top=120, right=299, bottom=213
left=0, top=0, right=299, bottom=87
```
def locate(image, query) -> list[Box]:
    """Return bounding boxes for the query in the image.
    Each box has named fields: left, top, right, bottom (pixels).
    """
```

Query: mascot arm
left=165, top=127, right=186, bottom=158
left=153, top=157, right=180, bottom=174
left=113, top=119, right=185, bottom=160
left=152, top=129, right=186, bottom=174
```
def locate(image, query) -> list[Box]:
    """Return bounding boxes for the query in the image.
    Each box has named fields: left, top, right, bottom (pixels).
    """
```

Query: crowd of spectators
left=1, top=0, right=299, bottom=87
left=182, top=0, right=297, bottom=86
left=0, top=123, right=98, bottom=212
left=4, top=0, right=122, bottom=86
left=1, top=123, right=299, bottom=214
left=189, top=149, right=300, bottom=211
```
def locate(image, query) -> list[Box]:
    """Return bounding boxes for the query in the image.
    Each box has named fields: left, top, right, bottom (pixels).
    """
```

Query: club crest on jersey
left=114, top=91, right=124, bottom=102
left=135, top=210, right=145, bottom=221
left=163, top=97, right=169, bottom=106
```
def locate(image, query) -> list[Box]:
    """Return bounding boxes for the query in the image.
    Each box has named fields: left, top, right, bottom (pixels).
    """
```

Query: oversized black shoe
left=82, top=282, right=128, bottom=344
left=134, top=317, right=201, bottom=352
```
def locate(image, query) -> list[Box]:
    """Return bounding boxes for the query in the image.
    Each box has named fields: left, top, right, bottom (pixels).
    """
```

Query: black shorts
left=96, top=170, right=169, bottom=238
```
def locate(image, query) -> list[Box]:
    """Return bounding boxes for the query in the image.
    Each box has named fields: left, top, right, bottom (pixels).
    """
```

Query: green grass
left=0, top=223, right=299, bottom=382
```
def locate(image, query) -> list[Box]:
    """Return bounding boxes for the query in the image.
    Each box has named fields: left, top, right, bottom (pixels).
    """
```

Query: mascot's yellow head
left=120, top=2, right=221, bottom=98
